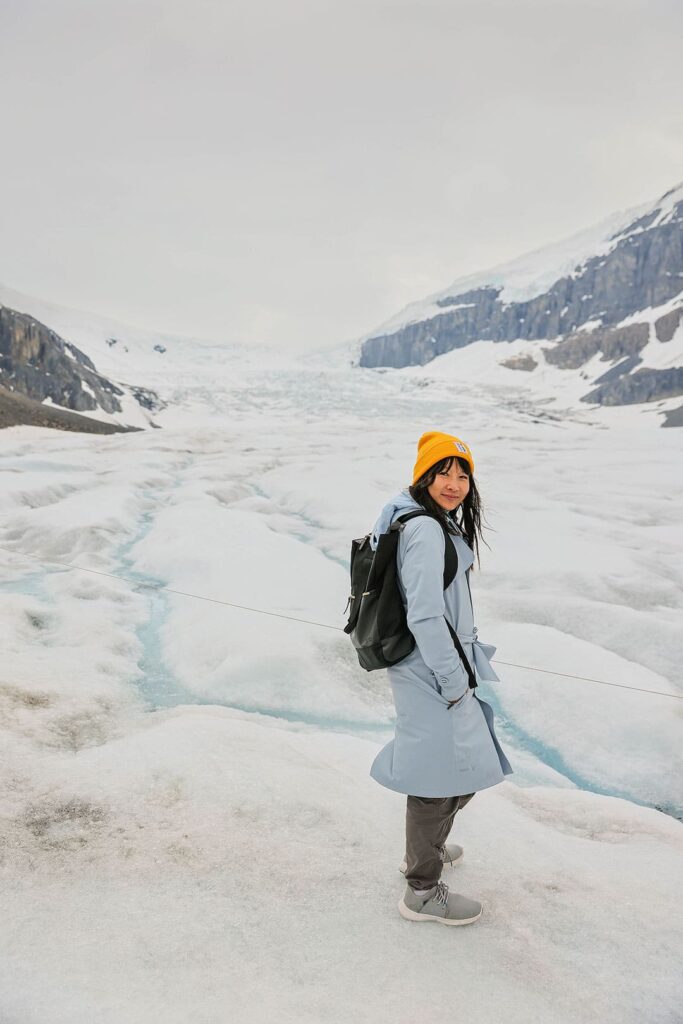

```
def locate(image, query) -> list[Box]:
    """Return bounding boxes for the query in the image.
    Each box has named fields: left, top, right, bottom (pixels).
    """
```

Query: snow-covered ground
left=1, top=348, right=682, bottom=1023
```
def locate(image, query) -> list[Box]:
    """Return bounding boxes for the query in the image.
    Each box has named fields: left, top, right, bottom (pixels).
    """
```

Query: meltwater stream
left=108, top=475, right=680, bottom=818
left=113, top=477, right=391, bottom=735
left=1, top=400, right=679, bottom=819
left=2, top=474, right=678, bottom=818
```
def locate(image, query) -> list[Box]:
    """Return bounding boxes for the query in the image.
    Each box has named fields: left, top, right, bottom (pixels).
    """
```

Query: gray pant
left=404, top=793, right=475, bottom=890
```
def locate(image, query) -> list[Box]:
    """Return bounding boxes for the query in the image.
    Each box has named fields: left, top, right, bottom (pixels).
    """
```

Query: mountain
left=0, top=282, right=277, bottom=433
left=0, top=295, right=167, bottom=431
left=0, top=304, right=133, bottom=415
left=0, top=282, right=249, bottom=431
left=358, top=182, right=683, bottom=424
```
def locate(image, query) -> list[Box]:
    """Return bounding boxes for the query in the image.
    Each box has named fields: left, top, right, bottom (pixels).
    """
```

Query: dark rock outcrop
left=655, top=307, right=682, bottom=342
left=662, top=404, right=683, bottom=427
left=591, top=355, right=642, bottom=386
left=542, top=323, right=650, bottom=370
left=499, top=354, right=538, bottom=371
left=0, top=384, right=139, bottom=433
left=0, top=305, right=125, bottom=414
left=130, top=386, right=165, bottom=412
left=581, top=367, right=683, bottom=406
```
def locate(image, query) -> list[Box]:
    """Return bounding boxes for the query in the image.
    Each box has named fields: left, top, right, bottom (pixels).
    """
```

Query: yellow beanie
left=412, top=431, right=475, bottom=484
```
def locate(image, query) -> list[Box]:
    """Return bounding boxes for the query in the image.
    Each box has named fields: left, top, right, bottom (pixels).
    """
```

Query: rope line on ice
left=2, top=544, right=681, bottom=702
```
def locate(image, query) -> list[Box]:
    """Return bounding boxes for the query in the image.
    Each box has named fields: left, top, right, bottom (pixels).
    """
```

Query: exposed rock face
left=0, top=305, right=125, bottom=414
left=542, top=324, right=650, bottom=369
left=655, top=307, right=682, bottom=342
left=360, top=287, right=500, bottom=368
left=0, top=384, right=139, bottom=433
left=358, top=186, right=683, bottom=417
left=662, top=404, right=683, bottom=427
left=591, top=355, right=642, bottom=386
left=499, top=354, right=537, bottom=371
left=581, top=367, right=683, bottom=406
left=130, top=386, right=165, bottom=412
left=360, top=197, right=683, bottom=369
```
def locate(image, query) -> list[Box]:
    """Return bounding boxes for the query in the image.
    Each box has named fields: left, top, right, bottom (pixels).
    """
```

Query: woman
left=369, top=431, right=513, bottom=926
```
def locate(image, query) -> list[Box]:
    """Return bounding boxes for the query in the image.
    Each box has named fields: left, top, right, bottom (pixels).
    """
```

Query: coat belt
left=455, top=625, right=500, bottom=683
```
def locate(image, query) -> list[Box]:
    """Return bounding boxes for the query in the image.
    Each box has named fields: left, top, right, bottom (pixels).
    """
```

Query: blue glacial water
left=1, top=454, right=677, bottom=819
left=113, top=487, right=683, bottom=817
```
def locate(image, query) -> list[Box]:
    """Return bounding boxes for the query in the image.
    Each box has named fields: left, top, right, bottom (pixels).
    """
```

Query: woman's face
left=427, top=459, right=470, bottom=511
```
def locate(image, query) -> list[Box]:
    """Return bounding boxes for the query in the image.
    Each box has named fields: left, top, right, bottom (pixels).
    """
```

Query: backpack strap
left=393, top=510, right=477, bottom=692
left=391, top=510, right=458, bottom=589
left=444, top=619, right=477, bottom=692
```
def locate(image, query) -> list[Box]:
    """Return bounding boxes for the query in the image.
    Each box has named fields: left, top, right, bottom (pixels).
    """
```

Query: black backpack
left=343, top=510, right=477, bottom=687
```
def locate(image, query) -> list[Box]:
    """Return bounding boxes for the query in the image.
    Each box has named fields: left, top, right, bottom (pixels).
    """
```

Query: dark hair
left=409, top=455, right=489, bottom=570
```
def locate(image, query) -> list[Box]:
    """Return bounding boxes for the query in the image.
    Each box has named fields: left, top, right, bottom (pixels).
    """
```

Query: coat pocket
left=447, top=687, right=472, bottom=711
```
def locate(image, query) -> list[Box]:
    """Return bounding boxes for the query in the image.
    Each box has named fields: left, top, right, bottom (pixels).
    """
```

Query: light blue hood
left=370, top=489, right=426, bottom=550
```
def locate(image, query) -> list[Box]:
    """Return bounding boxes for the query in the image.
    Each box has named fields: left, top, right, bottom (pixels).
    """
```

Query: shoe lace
left=433, top=881, right=449, bottom=909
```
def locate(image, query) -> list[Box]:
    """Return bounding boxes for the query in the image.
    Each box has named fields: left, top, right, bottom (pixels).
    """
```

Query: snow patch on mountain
left=365, top=182, right=683, bottom=341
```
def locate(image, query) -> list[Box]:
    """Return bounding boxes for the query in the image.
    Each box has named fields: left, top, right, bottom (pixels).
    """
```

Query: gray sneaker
left=398, top=843, right=463, bottom=876
left=398, top=881, right=482, bottom=926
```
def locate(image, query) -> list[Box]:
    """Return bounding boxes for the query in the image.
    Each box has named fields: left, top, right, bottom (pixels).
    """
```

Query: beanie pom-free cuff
left=412, top=431, right=474, bottom=484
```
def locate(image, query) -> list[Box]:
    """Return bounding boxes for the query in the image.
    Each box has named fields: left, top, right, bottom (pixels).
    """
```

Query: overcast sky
left=1, top=0, right=682, bottom=351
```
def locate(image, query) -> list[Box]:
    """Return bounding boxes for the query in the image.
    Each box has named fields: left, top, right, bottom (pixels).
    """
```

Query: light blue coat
left=369, top=490, right=513, bottom=797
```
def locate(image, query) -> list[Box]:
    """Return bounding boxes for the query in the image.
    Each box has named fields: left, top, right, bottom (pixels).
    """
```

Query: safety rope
left=1, top=544, right=680, bottom=702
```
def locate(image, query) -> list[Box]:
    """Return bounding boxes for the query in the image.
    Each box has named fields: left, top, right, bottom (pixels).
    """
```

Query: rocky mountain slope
left=0, top=282, right=256, bottom=434
left=0, top=293, right=169, bottom=431
left=0, top=382, right=139, bottom=433
left=358, top=182, right=683, bottom=422
left=1, top=305, right=128, bottom=413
